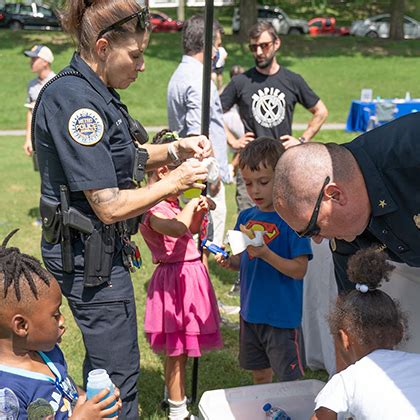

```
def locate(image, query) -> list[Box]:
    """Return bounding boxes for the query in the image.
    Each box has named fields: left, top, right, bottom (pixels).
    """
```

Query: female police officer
left=33, top=1, right=211, bottom=418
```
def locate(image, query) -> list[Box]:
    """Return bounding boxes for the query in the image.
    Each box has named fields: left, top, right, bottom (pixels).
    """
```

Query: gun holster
left=40, top=195, right=61, bottom=244
left=124, top=216, right=141, bottom=236
left=83, top=223, right=116, bottom=287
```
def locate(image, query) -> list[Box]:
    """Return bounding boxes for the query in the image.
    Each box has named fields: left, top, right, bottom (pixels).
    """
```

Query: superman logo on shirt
left=245, top=220, right=280, bottom=245
left=243, top=220, right=280, bottom=260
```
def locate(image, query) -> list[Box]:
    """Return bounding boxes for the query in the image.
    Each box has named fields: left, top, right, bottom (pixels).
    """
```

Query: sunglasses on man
left=97, top=7, right=150, bottom=41
left=296, top=176, right=330, bottom=238
left=248, top=40, right=274, bottom=53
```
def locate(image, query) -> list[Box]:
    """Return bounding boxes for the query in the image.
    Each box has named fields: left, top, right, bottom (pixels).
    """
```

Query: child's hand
left=214, top=250, right=230, bottom=268
left=247, top=244, right=269, bottom=259
left=71, top=387, right=122, bottom=419
left=197, top=196, right=216, bottom=212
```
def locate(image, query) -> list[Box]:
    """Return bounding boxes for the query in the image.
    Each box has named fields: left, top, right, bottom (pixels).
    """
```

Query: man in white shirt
left=167, top=16, right=230, bottom=247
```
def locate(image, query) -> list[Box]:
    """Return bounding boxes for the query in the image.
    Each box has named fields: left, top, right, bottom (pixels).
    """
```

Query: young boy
left=0, top=229, right=121, bottom=419
left=215, top=138, right=312, bottom=384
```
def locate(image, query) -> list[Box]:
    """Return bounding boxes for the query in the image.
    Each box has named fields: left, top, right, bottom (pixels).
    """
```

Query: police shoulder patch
left=68, top=108, right=104, bottom=146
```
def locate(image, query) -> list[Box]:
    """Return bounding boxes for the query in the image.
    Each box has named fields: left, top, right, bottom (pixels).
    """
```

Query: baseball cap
left=24, top=45, right=54, bottom=64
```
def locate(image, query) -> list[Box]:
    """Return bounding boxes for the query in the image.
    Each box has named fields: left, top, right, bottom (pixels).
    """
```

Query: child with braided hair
left=312, top=246, right=420, bottom=420
left=0, top=229, right=121, bottom=419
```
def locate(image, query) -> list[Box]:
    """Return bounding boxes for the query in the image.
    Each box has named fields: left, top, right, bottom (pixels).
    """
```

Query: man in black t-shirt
left=221, top=21, right=328, bottom=150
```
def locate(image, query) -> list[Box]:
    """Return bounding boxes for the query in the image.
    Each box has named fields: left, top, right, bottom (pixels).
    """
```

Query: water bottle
left=405, top=91, right=411, bottom=101
left=262, top=402, right=291, bottom=420
left=86, top=369, right=116, bottom=418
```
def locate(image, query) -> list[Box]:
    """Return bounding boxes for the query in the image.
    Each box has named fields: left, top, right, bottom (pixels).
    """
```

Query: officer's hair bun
left=347, top=246, right=394, bottom=290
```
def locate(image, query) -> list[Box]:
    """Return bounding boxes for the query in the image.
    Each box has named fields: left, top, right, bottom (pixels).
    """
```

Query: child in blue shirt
left=0, top=229, right=121, bottom=419
left=216, top=138, right=312, bottom=384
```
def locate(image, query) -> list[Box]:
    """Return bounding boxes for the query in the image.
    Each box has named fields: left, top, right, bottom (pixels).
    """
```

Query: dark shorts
left=214, top=66, right=224, bottom=75
left=239, top=316, right=306, bottom=381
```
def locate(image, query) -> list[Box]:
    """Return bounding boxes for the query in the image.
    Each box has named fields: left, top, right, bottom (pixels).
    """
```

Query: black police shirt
left=344, top=112, right=420, bottom=267
left=220, top=66, right=319, bottom=139
left=35, top=53, right=136, bottom=216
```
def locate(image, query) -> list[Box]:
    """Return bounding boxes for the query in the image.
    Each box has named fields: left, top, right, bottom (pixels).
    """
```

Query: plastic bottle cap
left=87, top=369, right=112, bottom=388
left=263, top=403, right=272, bottom=412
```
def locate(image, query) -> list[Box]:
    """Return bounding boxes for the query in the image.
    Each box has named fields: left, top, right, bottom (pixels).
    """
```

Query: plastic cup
left=183, top=181, right=203, bottom=199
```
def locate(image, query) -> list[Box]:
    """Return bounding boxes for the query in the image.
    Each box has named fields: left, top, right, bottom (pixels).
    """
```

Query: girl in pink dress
left=139, top=130, right=222, bottom=420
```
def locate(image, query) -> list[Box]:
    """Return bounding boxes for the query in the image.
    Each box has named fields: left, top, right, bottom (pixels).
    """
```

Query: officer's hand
left=178, top=135, right=212, bottom=160
left=168, top=160, right=208, bottom=194
left=280, top=135, right=301, bottom=149
left=23, top=138, right=33, bottom=156
left=71, top=387, right=121, bottom=419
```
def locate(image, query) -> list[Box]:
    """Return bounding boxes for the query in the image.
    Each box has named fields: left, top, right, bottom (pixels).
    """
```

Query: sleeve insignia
left=68, top=108, right=104, bottom=146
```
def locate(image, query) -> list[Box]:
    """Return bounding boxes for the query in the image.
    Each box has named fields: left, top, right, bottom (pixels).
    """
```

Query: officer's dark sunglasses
left=248, top=41, right=274, bottom=53
left=296, top=176, right=330, bottom=238
left=97, top=7, right=150, bottom=40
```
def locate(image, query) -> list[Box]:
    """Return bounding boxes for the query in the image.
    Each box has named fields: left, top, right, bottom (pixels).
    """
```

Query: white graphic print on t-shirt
left=251, top=87, right=286, bottom=128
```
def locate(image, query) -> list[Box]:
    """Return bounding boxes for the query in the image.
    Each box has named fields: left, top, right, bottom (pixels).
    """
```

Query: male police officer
left=273, top=112, right=420, bottom=292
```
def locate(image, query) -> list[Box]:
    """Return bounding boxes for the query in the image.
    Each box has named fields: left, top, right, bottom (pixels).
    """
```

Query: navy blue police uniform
left=332, top=112, right=420, bottom=292
left=35, top=53, right=141, bottom=419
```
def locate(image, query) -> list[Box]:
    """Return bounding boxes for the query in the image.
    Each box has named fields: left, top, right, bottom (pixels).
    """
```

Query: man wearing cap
left=23, top=45, right=55, bottom=156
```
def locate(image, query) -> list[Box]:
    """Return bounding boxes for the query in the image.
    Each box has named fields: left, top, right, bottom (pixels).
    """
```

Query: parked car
left=308, top=17, right=350, bottom=36
left=0, top=2, right=60, bottom=30
left=150, top=11, right=183, bottom=33
left=232, top=5, right=308, bottom=35
left=350, top=14, right=420, bottom=39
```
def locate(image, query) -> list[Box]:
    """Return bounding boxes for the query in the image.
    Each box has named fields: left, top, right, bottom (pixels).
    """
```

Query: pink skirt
left=144, top=259, right=223, bottom=357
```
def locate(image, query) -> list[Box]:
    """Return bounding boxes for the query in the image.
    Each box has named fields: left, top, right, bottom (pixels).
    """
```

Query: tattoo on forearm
left=86, top=188, right=119, bottom=207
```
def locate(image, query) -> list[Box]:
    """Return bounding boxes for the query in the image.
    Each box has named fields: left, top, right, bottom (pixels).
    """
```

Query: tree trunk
left=239, top=0, right=257, bottom=43
left=389, top=0, right=405, bottom=40
left=177, top=0, right=185, bottom=22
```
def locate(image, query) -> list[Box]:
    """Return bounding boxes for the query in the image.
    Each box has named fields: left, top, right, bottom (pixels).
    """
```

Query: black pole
left=190, top=0, right=215, bottom=407
left=201, top=0, right=214, bottom=138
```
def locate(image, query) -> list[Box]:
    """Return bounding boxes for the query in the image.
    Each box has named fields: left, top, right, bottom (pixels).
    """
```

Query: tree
left=239, top=0, right=257, bottom=42
left=389, top=0, right=405, bottom=40
left=177, top=0, right=185, bottom=22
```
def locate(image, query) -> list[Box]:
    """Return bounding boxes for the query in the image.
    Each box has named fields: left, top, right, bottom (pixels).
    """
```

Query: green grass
left=1, top=29, right=420, bottom=129
left=0, top=131, right=355, bottom=418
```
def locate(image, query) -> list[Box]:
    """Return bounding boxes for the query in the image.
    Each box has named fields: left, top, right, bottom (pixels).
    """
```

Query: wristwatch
left=298, top=136, right=306, bottom=144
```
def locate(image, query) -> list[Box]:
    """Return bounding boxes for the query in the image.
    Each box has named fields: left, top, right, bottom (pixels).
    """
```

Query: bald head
left=273, top=142, right=371, bottom=241
left=273, top=142, right=357, bottom=216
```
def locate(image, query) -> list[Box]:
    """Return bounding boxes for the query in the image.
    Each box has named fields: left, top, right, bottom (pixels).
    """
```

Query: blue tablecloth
left=345, top=100, right=420, bottom=132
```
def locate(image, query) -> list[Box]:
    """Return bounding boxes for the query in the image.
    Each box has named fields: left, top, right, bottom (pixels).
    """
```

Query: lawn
left=0, top=29, right=420, bottom=129
left=0, top=129, right=355, bottom=418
